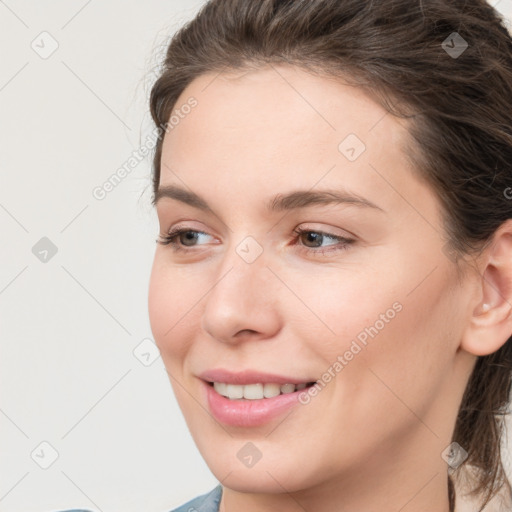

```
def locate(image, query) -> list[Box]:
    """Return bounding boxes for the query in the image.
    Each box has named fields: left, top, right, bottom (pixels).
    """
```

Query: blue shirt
left=57, top=485, right=222, bottom=512
left=171, top=485, right=222, bottom=512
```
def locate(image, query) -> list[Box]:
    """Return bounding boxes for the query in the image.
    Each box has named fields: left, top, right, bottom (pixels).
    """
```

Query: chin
left=203, top=452, right=319, bottom=494
left=215, top=468, right=298, bottom=493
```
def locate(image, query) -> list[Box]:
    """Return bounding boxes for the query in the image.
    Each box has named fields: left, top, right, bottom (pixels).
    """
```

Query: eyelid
left=295, top=222, right=356, bottom=239
left=291, top=226, right=355, bottom=257
left=157, top=223, right=356, bottom=257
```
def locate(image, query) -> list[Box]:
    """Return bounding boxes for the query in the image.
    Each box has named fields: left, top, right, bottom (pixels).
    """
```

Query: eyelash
left=156, top=226, right=355, bottom=257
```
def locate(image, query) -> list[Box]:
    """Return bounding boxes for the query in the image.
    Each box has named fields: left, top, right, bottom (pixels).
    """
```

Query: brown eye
left=292, top=227, right=355, bottom=257
left=178, top=231, right=201, bottom=246
left=157, top=228, right=213, bottom=251
left=298, top=231, right=327, bottom=248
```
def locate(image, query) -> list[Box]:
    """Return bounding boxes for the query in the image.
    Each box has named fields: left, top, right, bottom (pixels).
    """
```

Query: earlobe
left=461, top=221, right=512, bottom=357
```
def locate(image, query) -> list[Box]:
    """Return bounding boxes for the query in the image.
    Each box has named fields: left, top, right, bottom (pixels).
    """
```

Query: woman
left=146, top=0, right=512, bottom=511
left=135, top=0, right=512, bottom=511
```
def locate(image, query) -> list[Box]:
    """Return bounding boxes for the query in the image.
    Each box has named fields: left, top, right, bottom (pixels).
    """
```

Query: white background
left=0, top=1, right=511, bottom=511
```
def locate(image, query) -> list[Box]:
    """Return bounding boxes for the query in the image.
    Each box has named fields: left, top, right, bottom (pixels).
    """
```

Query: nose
left=200, top=244, right=281, bottom=345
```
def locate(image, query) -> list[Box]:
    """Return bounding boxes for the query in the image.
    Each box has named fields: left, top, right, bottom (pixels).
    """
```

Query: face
left=148, top=65, right=475, bottom=498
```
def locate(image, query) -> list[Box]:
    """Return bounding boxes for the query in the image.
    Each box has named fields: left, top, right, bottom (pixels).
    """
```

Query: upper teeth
left=213, top=382, right=308, bottom=400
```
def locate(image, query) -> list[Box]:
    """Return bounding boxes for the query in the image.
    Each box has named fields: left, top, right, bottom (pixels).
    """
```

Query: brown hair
left=149, top=1, right=512, bottom=509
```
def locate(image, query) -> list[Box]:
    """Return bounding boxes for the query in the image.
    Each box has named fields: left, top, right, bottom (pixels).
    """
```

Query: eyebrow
left=153, top=184, right=384, bottom=213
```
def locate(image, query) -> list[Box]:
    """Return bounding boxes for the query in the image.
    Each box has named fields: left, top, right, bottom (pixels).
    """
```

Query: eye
left=156, top=227, right=214, bottom=253
left=291, top=227, right=355, bottom=256
left=156, top=225, right=355, bottom=256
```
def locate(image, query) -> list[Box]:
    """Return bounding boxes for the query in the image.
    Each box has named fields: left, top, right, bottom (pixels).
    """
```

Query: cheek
left=302, top=255, right=453, bottom=392
left=148, top=259, right=200, bottom=414
left=338, top=265, right=457, bottom=423
left=147, top=260, right=168, bottom=345
left=148, top=256, right=191, bottom=359
left=290, top=266, right=400, bottom=354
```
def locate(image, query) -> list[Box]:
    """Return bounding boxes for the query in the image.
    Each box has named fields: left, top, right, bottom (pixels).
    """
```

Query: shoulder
left=170, top=484, right=223, bottom=512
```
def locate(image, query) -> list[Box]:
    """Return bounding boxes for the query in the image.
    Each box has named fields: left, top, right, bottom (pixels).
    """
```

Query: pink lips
left=198, top=368, right=313, bottom=385
left=199, top=368, right=315, bottom=427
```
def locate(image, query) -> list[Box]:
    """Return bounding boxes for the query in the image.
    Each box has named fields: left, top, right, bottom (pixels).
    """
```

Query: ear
left=460, top=219, right=512, bottom=357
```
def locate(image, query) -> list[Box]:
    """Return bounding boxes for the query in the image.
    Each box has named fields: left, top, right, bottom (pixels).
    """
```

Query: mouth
left=206, top=381, right=317, bottom=400
left=198, top=369, right=319, bottom=426
left=202, top=379, right=317, bottom=427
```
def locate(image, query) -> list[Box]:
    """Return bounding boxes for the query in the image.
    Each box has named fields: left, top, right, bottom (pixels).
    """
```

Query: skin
left=148, top=65, right=512, bottom=512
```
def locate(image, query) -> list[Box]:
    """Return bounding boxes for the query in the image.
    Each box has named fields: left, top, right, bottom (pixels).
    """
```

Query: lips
left=198, top=369, right=318, bottom=427
left=198, top=368, right=315, bottom=385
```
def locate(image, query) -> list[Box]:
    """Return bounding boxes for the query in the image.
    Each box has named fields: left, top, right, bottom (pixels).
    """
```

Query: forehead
left=169, top=65, right=398, bottom=137
left=157, top=65, right=424, bottom=217
left=162, top=64, right=411, bottom=155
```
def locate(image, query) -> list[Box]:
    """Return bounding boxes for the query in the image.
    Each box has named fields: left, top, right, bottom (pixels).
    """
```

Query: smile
left=210, top=381, right=315, bottom=400
left=202, top=379, right=318, bottom=427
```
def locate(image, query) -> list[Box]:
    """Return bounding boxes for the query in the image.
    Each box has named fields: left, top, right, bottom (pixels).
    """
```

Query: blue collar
left=171, top=484, right=223, bottom=512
